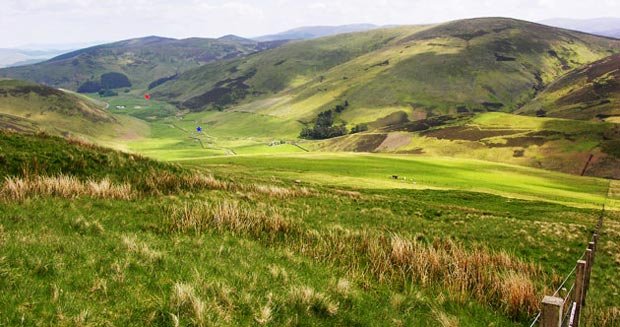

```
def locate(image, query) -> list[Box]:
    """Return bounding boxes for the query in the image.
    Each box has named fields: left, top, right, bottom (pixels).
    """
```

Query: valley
left=1, top=15, right=619, bottom=327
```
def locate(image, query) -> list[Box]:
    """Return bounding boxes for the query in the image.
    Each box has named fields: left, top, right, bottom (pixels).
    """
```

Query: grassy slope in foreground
left=1, top=130, right=619, bottom=326
left=190, top=152, right=615, bottom=209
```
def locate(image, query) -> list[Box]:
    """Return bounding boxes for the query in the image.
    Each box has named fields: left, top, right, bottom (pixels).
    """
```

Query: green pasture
left=191, top=153, right=612, bottom=209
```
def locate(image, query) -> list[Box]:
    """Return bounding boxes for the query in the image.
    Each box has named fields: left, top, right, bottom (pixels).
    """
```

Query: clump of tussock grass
left=288, top=286, right=339, bottom=316
left=1, top=175, right=132, bottom=201
left=121, top=235, right=164, bottom=263
left=335, top=278, right=353, bottom=297
left=89, top=277, right=108, bottom=296
left=390, top=293, right=406, bottom=310
left=431, top=306, right=459, bottom=327
left=165, top=200, right=290, bottom=239
left=268, top=265, right=289, bottom=283
left=71, top=216, right=105, bottom=235
left=254, top=303, right=273, bottom=325
left=202, top=281, right=235, bottom=321
left=170, top=283, right=206, bottom=326
left=499, top=271, right=538, bottom=318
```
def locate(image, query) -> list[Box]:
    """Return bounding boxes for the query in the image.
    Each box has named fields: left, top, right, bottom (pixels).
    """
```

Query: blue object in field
left=196, top=126, right=202, bottom=132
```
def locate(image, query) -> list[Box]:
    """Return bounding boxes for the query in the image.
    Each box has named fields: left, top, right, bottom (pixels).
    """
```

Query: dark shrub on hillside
left=148, top=74, right=178, bottom=90
left=77, top=80, right=102, bottom=93
left=101, top=72, right=131, bottom=89
left=98, top=89, right=118, bottom=97
left=350, top=124, right=368, bottom=134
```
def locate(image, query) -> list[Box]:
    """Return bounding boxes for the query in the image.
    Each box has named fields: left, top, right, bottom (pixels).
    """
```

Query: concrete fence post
left=572, top=260, right=587, bottom=327
left=541, top=296, right=564, bottom=327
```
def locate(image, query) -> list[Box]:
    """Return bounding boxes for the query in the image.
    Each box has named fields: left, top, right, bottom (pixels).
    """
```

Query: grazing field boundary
left=529, top=187, right=610, bottom=327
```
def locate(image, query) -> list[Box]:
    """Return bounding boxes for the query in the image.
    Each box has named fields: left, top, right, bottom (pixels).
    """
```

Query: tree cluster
left=299, top=101, right=350, bottom=139
left=77, top=72, right=131, bottom=94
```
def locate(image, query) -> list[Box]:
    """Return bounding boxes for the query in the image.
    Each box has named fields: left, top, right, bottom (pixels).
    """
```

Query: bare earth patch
left=376, top=133, right=412, bottom=151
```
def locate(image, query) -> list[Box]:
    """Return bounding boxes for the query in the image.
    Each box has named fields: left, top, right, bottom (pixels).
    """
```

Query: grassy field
left=187, top=152, right=615, bottom=209
left=1, top=131, right=619, bottom=326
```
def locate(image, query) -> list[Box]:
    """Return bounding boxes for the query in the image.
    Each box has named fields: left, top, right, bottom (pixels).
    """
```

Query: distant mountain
left=0, top=36, right=287, bottom=91
left=254, top=24, right=382, bottom=41
left=0, top=48, right=69, bottom=68
left=153, top=18, right=620, bottom=118
left=539, top=18, right=620, bottom=38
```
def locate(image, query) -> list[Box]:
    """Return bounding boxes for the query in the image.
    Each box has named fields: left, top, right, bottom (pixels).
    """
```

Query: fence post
left=541, top=296, right=564, bottom=327
left=583, top=248, right=593, bottom=306
left=572, top=260, right=587, bottom=327
left=593, top=234, right=599, bottom=253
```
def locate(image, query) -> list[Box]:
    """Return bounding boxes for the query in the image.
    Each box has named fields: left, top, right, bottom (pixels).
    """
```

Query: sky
left=1, top=0, right=619, bottom=48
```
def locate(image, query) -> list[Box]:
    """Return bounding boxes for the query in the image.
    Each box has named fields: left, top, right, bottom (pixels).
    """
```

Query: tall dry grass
left=299, top=230, right=543, bottom=318
left=170, top=283, right=206, bottom=326
left=165, top=201, right=289, bottom=240
left=1, top=175, right=132, bottom=201
left=143, top=170, right=314, bottom=198
left=1, top=171, right=313, bottom=201
left=165, top=200, right=546, bottom=319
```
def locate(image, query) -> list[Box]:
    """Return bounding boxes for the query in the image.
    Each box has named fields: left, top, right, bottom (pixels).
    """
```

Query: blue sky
left=2, top=0, right=619, bottom=48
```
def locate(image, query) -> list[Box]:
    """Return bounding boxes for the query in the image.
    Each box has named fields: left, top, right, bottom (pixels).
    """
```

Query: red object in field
left=144, top=94, right=151, bottom=100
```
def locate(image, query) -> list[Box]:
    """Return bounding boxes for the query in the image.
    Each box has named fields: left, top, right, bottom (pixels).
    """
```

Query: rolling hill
left=519, top=53, right=620, bottom=122
left=0, top=79, right=146, bottom=146
left=0, top=36, right=287, bottom=91
left=152, top=17, right=620, bottom=125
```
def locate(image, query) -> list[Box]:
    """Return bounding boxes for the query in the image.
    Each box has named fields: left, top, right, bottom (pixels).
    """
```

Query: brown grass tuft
left=170, top=283, right=205, bottom=326
left=165, top=200, right=290, bottom=239
left=122, top=235, right=163, bottom=263
left=1, top=175, right=132, bottom=201
left=288, top=286, right=339, bottom=316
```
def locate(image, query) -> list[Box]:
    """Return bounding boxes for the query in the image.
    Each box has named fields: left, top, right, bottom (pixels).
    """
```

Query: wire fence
left=527, top=206, right=604, bottom=327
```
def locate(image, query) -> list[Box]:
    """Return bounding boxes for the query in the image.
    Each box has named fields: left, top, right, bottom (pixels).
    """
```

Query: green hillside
left=0, top=36, right=286, bottom=91
left=0, top=79, right=147, bottom=147
left=519, top=53, right=620, bottom=122
left=1, top=129, right=619, bottom=326
left=152, top=18, right=620, bottom=126
left=316, top=112, right=620, bottom=179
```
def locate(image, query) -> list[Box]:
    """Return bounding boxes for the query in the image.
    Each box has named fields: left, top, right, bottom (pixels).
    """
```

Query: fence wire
left=526, top=183, right=607, bottom=327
